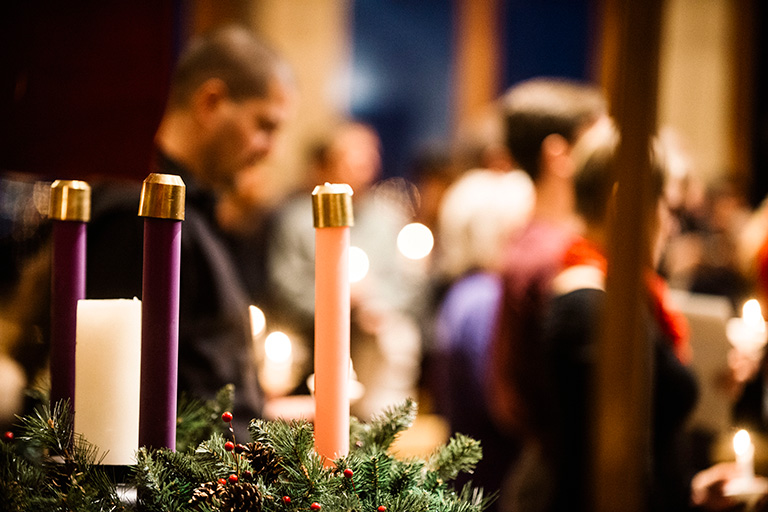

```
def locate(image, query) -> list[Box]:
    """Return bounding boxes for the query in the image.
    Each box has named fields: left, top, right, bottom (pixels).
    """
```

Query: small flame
left=734, top=429, right=752, bottom=456
left=349, top=246, right=370, bottom=283
left=264, top=331, right=292, bottom=363
left=742, top=299, right=766, bottom=332
left=249, top=305, right=266, bottom=337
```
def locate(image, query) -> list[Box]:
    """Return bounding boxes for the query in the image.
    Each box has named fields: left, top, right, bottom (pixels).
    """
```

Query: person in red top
left=501, top=115, right=751, bottom=511
left=544, top=122, right=698, bottom=510
left=483, top=78, right=609, bottom=511
left=486, top=78, right=609, bottom=442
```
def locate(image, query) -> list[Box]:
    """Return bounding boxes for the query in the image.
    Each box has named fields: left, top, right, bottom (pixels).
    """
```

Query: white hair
left=436, top=169, right=535, bottom=279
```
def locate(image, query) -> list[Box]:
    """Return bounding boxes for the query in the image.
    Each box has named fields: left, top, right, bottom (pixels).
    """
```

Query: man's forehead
left=263, top=79, right=296, bottom=121
left=240, top=90, right=290, bottom=121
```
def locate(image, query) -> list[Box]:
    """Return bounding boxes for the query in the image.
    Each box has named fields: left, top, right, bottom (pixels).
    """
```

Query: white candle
left=727, top=299, right=768, bottom=354
left=259, top=331, right=295, bottom=397
left=74, top=298, right=141, bottom=465
left=734, top=429, right=755, bottom=481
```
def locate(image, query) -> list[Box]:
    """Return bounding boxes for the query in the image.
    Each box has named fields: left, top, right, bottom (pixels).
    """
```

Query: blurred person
left=729, top=194, right=768, bottom=436
left=738, top=194, right=768, bottom=307
left=265, top=121, right=425, bottom=420
left=416, top=103, right=514, bottom=368
left=428, top=168, right=533, bottom=509
left=216, top=163, right=285, bottom=308
left=453, top=101, right=515, bottom=174
left=685, top=176, right=752, bottom=305
left=656, top=128, right=752, bottom=307
left=0, top=175, right=52, bottom=426
left=661, top=173, right=752, bottom=309
left=407, top=146, right=461, bottom=235
left=486, top=77, right=609, bottom=443
left=507, top=121, right=746, bottom=511
left=0, top=245, right=48, bottom=430
left=86, top=25, right=296, bottom=435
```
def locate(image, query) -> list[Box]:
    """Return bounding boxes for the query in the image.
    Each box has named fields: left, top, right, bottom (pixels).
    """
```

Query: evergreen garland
left=1, top=400, right=124, bottom=512
left=175, top=384, right=235, bottom=453
left=1, top=396, right=491, bottom=512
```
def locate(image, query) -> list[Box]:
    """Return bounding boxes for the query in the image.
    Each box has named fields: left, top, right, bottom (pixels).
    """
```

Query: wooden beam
left=593, top=1, right=663, bottom=510
left=453, top=0, right=502, bottom=132
left=730, top=0, right=756, bottom=194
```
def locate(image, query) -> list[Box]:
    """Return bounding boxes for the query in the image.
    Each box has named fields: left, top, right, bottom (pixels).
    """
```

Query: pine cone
left=241, top=442, right=283, bottom=483
left=189, top=480, right=224, bottom=508
left=220, top=482, right=262, bottom=512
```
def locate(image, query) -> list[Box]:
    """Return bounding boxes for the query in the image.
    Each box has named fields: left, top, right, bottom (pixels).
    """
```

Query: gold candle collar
left=49, top=180, right=91, bottom=222
left=138, top=173, right=185, bottom=221
left=312, top=183, right=354, bottom=228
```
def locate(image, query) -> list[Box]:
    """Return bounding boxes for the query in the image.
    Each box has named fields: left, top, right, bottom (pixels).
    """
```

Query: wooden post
left=593, top=1, right=663, bottom=510
left=453, top=0, right=502, bottom=130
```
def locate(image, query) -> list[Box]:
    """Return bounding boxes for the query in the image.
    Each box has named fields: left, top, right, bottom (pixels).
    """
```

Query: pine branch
left=195, top=433, right=250, bottom=477
left=246, top=418, right=271, bottom=445
left=249, top=418, right=315, bottom=461
left=1, top=439, right=45, bottom=511
left=450, top=482, right=494, bottom=512
left=349, top=398, right=417, bottom=453
left=176, top=385, right=234, bottom=453
left=3, top=396, right=489, bottom=512
left=4, top=400, right=125, bottom=512
left=252, top=418, right=321, bottom=494
left=249, top=419, right=343, bottom=508
left=133, top=447, right=210, bottom=511
left=16, top=399, right=74, bottom=457
left=349, top=449, right=393, bottom=505
left=425, top=434, right=482, bottom=490
left=386, top=457, right=425, bottom=497
left=387, top=488, right=432, bottom=512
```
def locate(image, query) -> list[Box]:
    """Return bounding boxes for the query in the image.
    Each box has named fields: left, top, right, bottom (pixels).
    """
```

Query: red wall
left=0, top=1, right=176, bottom=182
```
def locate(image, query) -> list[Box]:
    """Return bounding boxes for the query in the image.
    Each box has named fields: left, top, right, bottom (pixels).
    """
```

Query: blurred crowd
left=4, top=24, right=768, bottom=511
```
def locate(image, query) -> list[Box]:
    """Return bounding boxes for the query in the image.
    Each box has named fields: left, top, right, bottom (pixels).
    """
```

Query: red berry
left=310, top=503, right=321, bottom=510
left=3, top=431, right=13, bottom=441
left=242, top=470, right=253, bottom=480
left=343, top=468, right=353, bottom=478
left=224, top=441, right=235, bottom=452
left=221, top=411, right=233, bottom=423
left=282, top=496, right=291, bottom=504
left=228, top=474, right=238, bottom=484
left=218, top=478, right=227, bottom=485
left=378, top=507, right=386, bottom=512
left=235, top=443, right=246, bottom=454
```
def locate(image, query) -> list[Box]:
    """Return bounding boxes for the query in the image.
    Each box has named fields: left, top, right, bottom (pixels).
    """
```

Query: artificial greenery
left=0, top=400, right=124, bottom=511
left=1, top=396, right=490, bottom=512
left=175, top=384, right=235, bottom=453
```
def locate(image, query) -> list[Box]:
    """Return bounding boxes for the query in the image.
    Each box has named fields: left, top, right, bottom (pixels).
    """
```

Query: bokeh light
left=397, top=222, right=434, bottom=260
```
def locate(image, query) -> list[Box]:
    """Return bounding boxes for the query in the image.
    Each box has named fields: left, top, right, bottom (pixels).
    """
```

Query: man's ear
left=190, top=78, right=229, bottom=126
left=541, top=133, right=574, bottom=179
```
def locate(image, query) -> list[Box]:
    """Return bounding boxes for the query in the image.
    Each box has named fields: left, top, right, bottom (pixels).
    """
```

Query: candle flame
left=249, top=305, right=267, bottom=338
left=265, top=331, right=292, bottom=363
left=349, top=246, right=370, bottom=283
left=742, top=299, right=766, bottom=332
left=734, top=429, right=752, bottom=456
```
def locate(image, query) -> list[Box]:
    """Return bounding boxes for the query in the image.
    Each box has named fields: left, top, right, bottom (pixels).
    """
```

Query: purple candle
left=49, top=180, right=91, bottom=411
left=137, top=173, right=185, bottom=450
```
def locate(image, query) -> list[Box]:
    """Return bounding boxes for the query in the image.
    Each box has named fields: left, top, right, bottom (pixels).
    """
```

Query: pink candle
left=312, top=183, right=354, bottom=465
